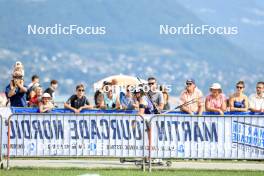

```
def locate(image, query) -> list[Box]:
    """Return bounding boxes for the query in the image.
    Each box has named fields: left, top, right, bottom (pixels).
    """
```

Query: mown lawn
left=0, top=168, right=264, bottom=176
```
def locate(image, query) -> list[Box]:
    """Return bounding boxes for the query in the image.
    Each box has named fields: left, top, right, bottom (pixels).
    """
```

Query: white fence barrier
left=5, top=113, right=147, bottom=158
left=149, top=115, right=264, bottom=160
left=1, top=112, right=264, bottom=171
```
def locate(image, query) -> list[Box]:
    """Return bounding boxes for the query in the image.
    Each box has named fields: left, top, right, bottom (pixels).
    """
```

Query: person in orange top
left=179, top=79, right=203, bottom=115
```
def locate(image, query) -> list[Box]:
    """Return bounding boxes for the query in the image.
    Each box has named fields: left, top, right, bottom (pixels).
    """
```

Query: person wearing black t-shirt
left=44, top=80, right=58, bottom=99
left=64, top=84, right=93, bottom=113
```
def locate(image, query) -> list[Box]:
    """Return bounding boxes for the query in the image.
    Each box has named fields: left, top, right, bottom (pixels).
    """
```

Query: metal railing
left=5, top=113, right=147, bottom=170
left=146, top=114, right=264, bottom=171
left=2, top=112, right=264, bottom=172
left=0, top=114, right=3, bottom=169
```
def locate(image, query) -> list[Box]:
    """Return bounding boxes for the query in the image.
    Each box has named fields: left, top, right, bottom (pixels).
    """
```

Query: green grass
left=0, top=168, right=264, bottom=176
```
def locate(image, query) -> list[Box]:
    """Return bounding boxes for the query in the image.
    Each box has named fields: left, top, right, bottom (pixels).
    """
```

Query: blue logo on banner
left=232, top=121, right=264, bottom=149
left=28, top=143, right=35, bottom=152
left=178, top=145, right=184, bottom=153
left=90, top=143, right=97, bottom=151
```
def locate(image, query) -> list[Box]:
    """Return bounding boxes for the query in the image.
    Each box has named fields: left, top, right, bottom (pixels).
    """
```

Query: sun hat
left=210, top=83, right=222, bottom=92
left=42, top=93, right=51, bottom=99
left=15, top=61, right=23, bottom=68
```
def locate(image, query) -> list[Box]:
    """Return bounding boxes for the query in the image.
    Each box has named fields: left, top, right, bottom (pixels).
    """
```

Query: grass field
left=1, top=168, right=264, bottom=176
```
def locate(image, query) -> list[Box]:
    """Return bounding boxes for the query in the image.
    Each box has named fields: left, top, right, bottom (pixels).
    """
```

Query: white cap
left=42, top=93, right=51, bottom=98
left=210, top=83, right=222, bottom=90
left=15, top=61, right=23, bottom=68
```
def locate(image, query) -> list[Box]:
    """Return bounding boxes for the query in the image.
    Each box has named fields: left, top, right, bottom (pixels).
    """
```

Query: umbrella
left=93, top=74, right=147, bottom=90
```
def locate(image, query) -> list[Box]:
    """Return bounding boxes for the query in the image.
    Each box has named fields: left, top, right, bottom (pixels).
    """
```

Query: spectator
left=179, top=79, right=203, bottom=115
left=160, top=86, right=170, bottom=110
left=111, top=79, right=119, bottom=94
left=95, top=93, right=104, bottom=109
left=44, top=80, right=58, bottom=99
left=0, top=93, right=7, bottom=107
left=147, top=77, right=164, bottom=111
left=94, top=81, right=110, bottom=108
left=5, top=71, right=27, bottom=107
left=205, top=83, right=227, bottom=115
left=27, top=75, right=40, bottom=101
left=133, top=85, right=154, bottom=115
left=249, top=82, right=264, bottom=112
left=39, top=93, right=54, bottom=113
left=13, top=61, right=24, bottom=77
left=28, top=75, right=40, bottom=88
left=101, top=84, right=120, bottom=110
left=64, top=84, right=93, bottom=113
left=229, top=81, right=249, bottom=112
left=120, top=85, right=138, bottom=110
left=28, top=86, right=43, bottom=107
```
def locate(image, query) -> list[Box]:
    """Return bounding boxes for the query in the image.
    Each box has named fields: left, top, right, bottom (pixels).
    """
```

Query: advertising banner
left=150, top=115, right=264, bottom=159
left=2, top=114, right=147, bottom=158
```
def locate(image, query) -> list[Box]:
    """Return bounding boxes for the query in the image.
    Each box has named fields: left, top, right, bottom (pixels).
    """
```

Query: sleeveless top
left=234, top=99, right=245, bottom=108
left=104, top=93, right=117, bottom=109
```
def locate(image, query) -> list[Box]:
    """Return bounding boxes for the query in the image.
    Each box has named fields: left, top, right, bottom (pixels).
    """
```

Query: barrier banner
left=3, top=114, right=147, bottom=157
left=0, top=115, right=2, bottom=160
left=150, top=115, right=264, bottom=159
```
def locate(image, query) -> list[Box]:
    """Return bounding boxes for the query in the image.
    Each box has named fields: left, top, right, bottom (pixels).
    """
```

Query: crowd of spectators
left=2, top=61, right=264, bottom=115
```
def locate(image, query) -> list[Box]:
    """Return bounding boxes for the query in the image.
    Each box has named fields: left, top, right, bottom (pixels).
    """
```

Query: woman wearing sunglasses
left=229, top=81, right=248, bottom=112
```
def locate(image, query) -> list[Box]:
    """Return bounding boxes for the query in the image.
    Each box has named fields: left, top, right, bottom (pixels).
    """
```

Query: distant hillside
left=0, top=0, right=262, bottom=96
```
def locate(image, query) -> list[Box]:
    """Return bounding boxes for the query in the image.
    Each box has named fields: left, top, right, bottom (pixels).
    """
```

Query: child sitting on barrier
left=39, top=93, right=54, bottom=113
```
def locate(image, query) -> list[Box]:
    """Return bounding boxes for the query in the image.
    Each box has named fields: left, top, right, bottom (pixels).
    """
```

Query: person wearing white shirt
left=249, top=82, right=264, bottom=112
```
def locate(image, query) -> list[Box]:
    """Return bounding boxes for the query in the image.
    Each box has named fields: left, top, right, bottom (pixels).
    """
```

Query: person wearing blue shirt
left=5, top=71, right=27, bottom=107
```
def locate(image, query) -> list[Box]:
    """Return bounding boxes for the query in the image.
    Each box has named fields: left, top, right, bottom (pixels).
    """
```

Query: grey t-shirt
left=148, top=91, right=164, bottom=106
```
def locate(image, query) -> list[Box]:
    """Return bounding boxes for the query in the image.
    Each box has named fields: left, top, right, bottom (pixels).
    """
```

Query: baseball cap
left=186, top=79, right=195, bottom=84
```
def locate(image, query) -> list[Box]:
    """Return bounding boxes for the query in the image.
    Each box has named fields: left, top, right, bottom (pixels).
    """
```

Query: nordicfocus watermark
left=27, top=24, right=106, bottom=35
left=94, top=84, right=172, bottom=94
left=160, top=24, right=238, bottom=35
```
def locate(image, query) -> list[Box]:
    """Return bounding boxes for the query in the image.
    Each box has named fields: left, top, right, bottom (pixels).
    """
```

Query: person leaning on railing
left=28, top=86, right=43, bottom=107
left=179, top=79, right=203, bottom=115
left=147, top=77, right=164, bottom=112
left=205, top=83, right=227, bottom=115
left=229, top=81, right=249, bottom=112
left=120, top=85, right=138, bottom=110
left=64, top=84, right=93, bottom=113
left=249, top=81, right=264, bottom=113
left=100, top=84, right=121, bottom=110
left=39, top=93, right=54, bottom=113
left=132, top=85, right=155, bottom=116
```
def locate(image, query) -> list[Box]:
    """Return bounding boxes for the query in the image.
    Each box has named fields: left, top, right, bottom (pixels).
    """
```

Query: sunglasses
left=13, top=76, right=23, bottom=79
left=78, top=89, right=85, bottom=92
left=148, top=82, right=155, bottom=85
left=236, top=86, right=244, bottom=89
left=186, top=83, right=193, bottom=86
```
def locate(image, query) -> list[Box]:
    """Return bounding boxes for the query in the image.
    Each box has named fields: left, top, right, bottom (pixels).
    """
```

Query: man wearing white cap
left=205, top=83, right=227, bottom=115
